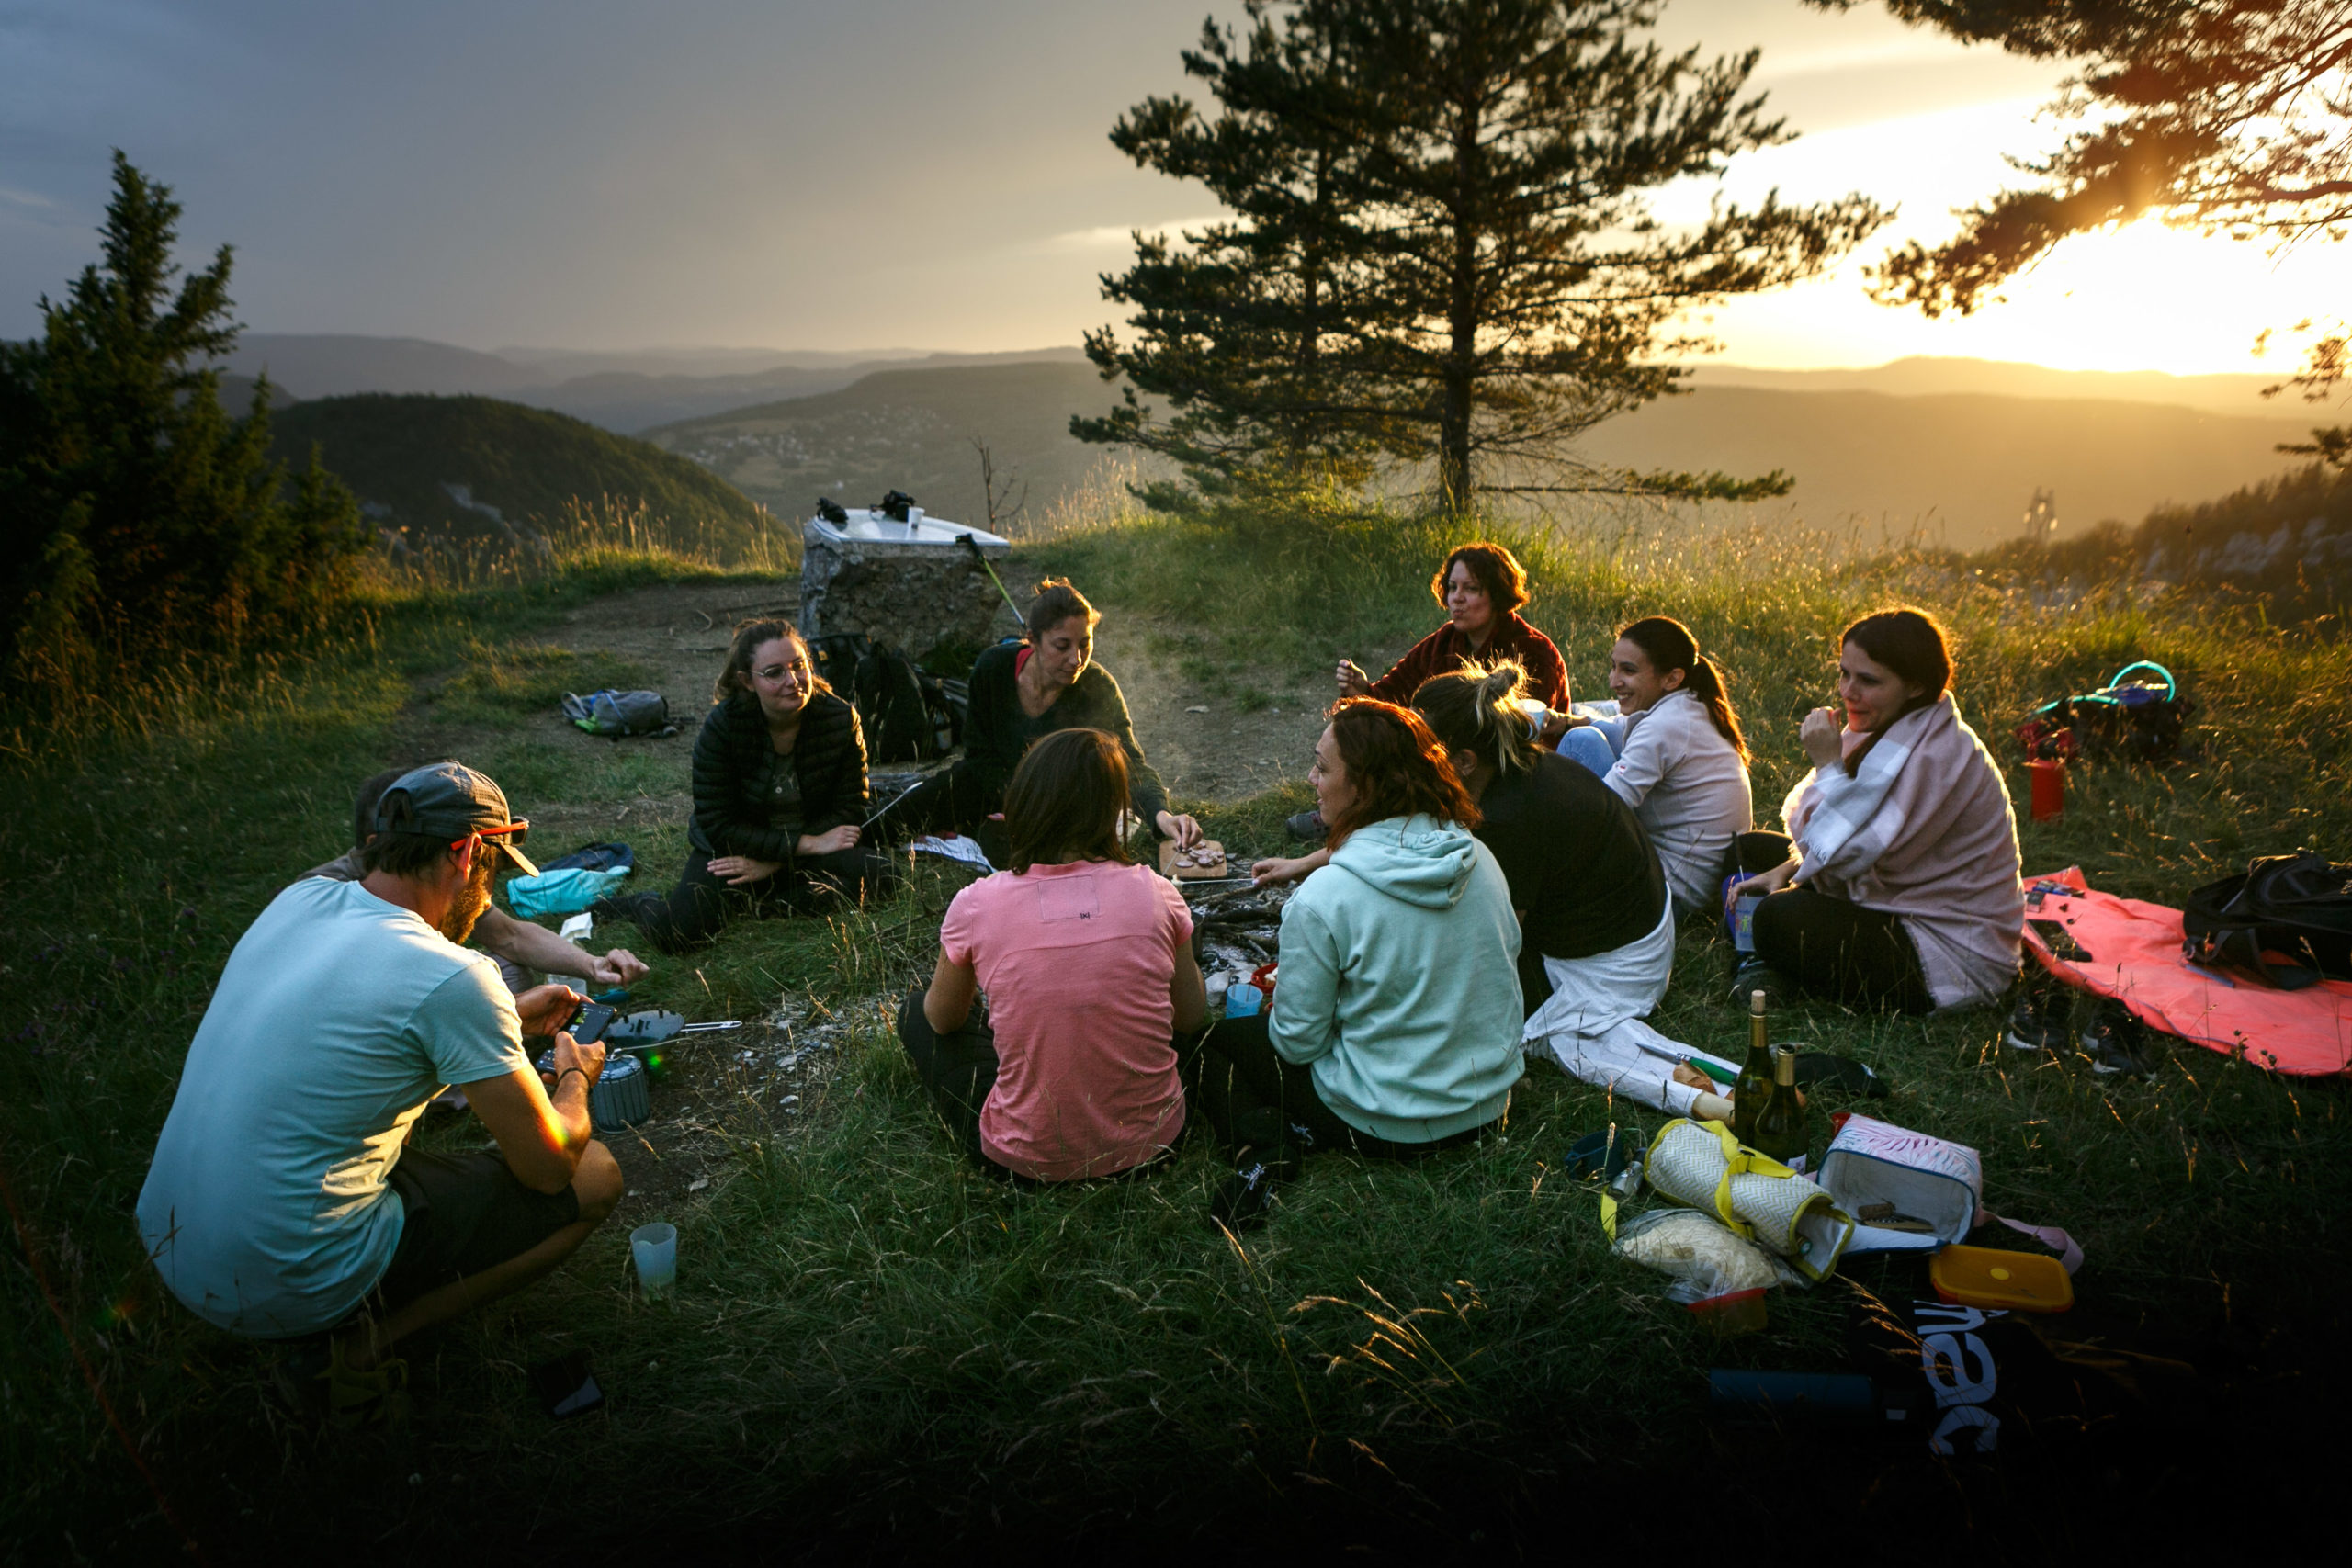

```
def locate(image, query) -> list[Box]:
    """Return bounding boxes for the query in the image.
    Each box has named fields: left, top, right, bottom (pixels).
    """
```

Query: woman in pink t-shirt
left=899, top=728, right=1210, bottom=1181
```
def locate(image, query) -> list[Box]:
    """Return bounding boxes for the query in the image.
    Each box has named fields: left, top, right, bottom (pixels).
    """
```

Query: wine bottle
left=1752, top=1043, right=1809, bottom=1168
left=1731, top=988, right=1774, bottom=1145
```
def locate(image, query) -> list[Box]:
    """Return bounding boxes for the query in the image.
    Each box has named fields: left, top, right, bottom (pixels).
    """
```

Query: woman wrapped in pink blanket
left=1729, top=607, right=2023, bottom=1013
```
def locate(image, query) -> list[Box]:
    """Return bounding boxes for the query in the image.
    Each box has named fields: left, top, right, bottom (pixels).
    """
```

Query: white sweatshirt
left=1601, top=688, right=1753, bottom=911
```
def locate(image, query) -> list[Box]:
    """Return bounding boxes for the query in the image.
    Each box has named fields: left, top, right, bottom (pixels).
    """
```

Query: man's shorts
left=370, top=1146, right=582, bottom=1312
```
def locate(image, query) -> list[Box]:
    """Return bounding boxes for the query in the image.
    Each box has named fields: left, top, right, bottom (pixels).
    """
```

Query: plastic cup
left=1224, top=982, right=1261, bottom=1018
left=2027, top=759, right=2065, bottom=822
left=630, top=1222, right=677, bottom=1295
left=1733, top=895, right=1762, bottom=953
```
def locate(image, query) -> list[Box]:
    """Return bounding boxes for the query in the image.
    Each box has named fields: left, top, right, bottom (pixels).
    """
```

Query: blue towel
left=506, top=865, right=631, bottom=919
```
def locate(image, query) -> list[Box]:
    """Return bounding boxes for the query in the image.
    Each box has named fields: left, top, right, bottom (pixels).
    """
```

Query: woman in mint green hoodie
left=1192, top=699, right=1523, bottom=1228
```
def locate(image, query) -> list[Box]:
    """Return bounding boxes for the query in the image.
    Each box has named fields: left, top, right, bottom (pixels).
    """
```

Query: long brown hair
left=1410, top=661, right=1539, bottom=781
left=1324, top=698, right=1481, bottom=847
left=1003, top=728, right=1134, bottom=874
left=1619, top=615, right=1749, bottom=764
left=713, top=619, right=831, bottom=706
left=1839, top=606, right=1953, bottom=776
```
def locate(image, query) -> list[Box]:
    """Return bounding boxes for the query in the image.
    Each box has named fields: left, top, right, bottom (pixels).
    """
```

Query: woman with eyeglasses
left=596, top=618, right=893, bottom=952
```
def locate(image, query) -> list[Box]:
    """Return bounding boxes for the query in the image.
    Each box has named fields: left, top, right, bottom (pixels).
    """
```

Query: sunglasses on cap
left=452, top=818, right=537, bottom=875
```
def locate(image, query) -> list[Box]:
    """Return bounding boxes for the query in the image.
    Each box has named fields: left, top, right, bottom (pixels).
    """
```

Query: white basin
left=805, top=507, right=1009, bottom=550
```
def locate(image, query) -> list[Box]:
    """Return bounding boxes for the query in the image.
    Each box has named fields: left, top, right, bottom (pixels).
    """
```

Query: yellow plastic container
left=1928, top=1244, right=2074, bottom=1313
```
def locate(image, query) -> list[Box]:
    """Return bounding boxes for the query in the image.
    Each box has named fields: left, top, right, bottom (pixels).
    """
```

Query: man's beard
left=439, top=858, right=496, bottom=944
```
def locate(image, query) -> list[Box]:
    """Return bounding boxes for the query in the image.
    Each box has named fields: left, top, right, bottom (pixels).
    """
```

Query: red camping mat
left=2024, top=867, right=2352, bottom=1077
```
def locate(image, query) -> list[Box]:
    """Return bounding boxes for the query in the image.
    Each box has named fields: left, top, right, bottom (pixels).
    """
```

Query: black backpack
left=855, top=641, right=936, bottom=762
left=2182, top=852, right=2352, bottom=989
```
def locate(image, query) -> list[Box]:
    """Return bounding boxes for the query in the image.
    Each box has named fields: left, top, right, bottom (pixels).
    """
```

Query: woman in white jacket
left=1561, top=617, right=1754, bottom=917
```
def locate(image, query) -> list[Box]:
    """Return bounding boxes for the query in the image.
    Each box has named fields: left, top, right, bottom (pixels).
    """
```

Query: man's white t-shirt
left=136, top=878, right=527, bottom=1337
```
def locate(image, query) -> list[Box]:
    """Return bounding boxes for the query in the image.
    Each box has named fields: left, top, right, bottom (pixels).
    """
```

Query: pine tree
left=0, top=152, right=366, bottom=705
left=1809, top=2, right=2351, bottom=466
left=1081, top=1, right=1890, bottom=513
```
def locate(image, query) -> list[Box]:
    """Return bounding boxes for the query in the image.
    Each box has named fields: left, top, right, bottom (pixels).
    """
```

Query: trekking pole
left=959, top=533, right=1024, bottom=625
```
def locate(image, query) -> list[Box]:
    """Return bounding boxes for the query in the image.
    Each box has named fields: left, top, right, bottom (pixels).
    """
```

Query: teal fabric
left=505, top=865, right=632, bottom=919
left=1268, top=813, right=1524, bottom=1142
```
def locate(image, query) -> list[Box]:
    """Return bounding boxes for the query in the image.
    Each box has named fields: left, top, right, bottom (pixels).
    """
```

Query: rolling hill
left=646, top=357, right=2315, bottom=550
left=644, top=360, right=1136, bottom=533
left=1575, top=387, right=2313, bottom=547
left=268, top=394, right=773, bottom=552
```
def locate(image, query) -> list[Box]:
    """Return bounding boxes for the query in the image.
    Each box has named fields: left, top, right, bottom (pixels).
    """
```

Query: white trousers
left=1522, top=900, right=1713, bottom=1115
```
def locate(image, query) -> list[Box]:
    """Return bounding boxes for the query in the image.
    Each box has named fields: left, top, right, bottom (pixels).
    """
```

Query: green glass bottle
left=1752, top=1043, right=1810, bottom=1168
left=1731, top=988, right=1775, bottom=1145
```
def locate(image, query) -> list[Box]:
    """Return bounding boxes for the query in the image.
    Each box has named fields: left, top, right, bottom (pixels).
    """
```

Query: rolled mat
left=1645, top=1118, right=1856, bottom=1282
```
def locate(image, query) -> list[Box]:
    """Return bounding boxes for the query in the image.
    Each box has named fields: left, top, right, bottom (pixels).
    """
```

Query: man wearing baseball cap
left=138, top=762, right=623, bottom=1424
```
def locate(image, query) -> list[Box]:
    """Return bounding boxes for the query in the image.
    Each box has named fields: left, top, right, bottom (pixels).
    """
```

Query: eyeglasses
left=753, top=660, right=812, bottom=683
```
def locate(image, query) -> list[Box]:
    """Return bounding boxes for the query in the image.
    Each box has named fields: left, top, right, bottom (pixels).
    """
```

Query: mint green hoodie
left=1269, top=813, right=1524, bottom=1142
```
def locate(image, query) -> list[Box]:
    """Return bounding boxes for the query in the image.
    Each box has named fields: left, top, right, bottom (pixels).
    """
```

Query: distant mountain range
left=220, top=334, right=1083, bottom=433
left=218, top=333, right=2325, bottom=551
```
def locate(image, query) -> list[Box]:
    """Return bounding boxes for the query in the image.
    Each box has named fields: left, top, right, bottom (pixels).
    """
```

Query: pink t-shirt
left=938, top=860, right=1193, bottom=1181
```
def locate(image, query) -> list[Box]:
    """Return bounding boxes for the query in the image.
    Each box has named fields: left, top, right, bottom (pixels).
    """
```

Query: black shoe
left=1284, top=809, right=1328, bottom=844
left=1727, top=956, right=1784, bottom=1007
left=2005, top=980, right=2070, bottom=1054
left=1210, top=1151, right=1297, bottom=1232
left=2079, top=1001, right=2159, bottom=1077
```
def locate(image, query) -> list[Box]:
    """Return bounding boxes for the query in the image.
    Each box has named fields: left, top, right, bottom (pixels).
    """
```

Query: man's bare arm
left=477, top=907, right=650, bottom=987
left=464, top=1032, right=605, bottom=1194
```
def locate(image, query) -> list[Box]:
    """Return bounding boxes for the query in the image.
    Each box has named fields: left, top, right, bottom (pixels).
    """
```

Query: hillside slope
left=270, top=394, right=773, bottom=551
left=645, top=360, right=1133, bottom=531
left=1577, top=388, right=2312, bottom=547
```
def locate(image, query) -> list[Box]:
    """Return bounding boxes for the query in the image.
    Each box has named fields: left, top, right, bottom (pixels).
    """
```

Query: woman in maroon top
left=1337, top=542, right=1569, bottom=712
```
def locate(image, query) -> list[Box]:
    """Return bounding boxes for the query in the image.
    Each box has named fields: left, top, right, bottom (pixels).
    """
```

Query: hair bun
left=1476, top=660, right=1526, bottom=705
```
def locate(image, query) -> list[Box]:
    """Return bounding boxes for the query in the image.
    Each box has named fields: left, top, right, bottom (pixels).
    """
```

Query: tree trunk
left=1438, top=72, right=1480, bottom=517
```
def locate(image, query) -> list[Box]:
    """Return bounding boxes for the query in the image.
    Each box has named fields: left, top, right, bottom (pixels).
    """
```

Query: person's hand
left=513, top=983, right=585, bottom=1037
left=1335, top=658, right=1373, bottom=698
left=1800, top=705, right=1845, bottom=770
left=1538, top=709, right=1583, bottom=744
left=1252, top=854, right=1316, bottom=887
left=1157, top=810, right=1204, bottom=850
left=796, top=824, right=862, bottom=858
left=1724, top=860, right=1799, bottom=910
left=707, top=853, right=783, bottom=886
left=548, top=1028, right=607, bottom=1094
left=589, top=947, right=649, bottom=987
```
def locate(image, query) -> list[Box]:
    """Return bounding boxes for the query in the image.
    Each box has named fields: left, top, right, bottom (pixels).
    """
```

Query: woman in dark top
left=881, top=579, right=1203, bottom=850
left=1411, top=661, right=1668, bottom=1016
left=596, top=619, right=894, bottom=953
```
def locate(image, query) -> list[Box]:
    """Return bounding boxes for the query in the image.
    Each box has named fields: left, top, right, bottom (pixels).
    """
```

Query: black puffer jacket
left=687, top=690, right=870, bottom=868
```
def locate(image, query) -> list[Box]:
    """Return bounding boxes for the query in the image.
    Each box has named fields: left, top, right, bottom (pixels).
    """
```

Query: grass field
left=5, top=494, right=2348, bottom=1558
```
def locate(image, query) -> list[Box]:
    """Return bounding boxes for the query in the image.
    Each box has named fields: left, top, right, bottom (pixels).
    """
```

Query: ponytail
left=1619, top=615, right=1748, bottom=765
left=1409, top=660, right=1541, bottom=780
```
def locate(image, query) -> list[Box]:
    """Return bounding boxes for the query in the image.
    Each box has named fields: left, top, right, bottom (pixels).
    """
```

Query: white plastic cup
left=630, top=1222, right=677, bottom=1295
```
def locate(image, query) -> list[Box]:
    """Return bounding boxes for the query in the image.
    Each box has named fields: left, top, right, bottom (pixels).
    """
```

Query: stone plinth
left=798, top=525, right=1020, bottom=660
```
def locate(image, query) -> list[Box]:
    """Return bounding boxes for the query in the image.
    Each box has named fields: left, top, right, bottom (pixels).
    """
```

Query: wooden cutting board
left=1159, top=840, right=1229, bottom=879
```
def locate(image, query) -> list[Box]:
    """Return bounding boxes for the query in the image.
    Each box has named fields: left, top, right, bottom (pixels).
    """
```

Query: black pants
left=871, top=759, right=1008, bottom=842
left=1751, top=886, right=1933, bottom=1013
left=1185, top=1011, right=1497, bottom=1161
left=893, top=988, right=1185, bottom=1183
left=599, top=847, right=895, bottom=954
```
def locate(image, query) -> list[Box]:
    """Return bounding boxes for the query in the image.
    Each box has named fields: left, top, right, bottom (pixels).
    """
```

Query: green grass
left=4, top=498, right=2348, bottom=1555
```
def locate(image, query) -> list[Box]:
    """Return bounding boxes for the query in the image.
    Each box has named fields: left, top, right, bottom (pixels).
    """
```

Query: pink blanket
left=1786, top=694, right=2023, bottom=1009
left=2025, top=867, right=2352, bottom=1077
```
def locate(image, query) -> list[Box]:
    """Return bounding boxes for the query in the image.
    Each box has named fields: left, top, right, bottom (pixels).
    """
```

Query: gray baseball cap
left=369, top=761, right=540, bottom=876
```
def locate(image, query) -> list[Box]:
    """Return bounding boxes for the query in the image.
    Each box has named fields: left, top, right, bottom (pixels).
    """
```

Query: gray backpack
left=561, top=689, right=675, bottom=738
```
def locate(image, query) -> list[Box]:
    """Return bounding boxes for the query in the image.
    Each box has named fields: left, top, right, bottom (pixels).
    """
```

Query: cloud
left=1038, top=216, right=1229, bottom=253
left=0, top=186, right=57, bottom=209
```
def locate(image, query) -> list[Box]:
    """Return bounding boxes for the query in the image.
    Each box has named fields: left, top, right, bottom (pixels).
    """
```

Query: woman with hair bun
left=1729, top=606, right=2021, bottom=1013
left=1408, top=663, right=1723, bottom=1118
left=1194, top=699, right=1522, bottom=1229
left=1559, top=616, right=1755, bottom=917
left=882, top=577, right=1202, bottom=851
